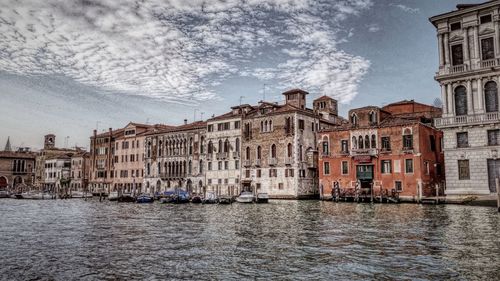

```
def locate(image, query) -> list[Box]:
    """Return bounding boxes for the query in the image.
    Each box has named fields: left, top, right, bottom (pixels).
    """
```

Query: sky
left=0, top=0, right=469, bottom=150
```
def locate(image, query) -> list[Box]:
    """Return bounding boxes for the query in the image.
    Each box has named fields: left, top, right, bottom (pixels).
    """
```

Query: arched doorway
left=0, top=176, right=7, bottom=189
left=186, top=179, right=192, bottom=194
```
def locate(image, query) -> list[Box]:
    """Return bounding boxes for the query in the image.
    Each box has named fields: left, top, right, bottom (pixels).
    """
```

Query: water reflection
left=0, top=200, right=498, bottom=280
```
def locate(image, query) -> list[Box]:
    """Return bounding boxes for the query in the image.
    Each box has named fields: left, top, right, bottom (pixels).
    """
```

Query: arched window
left=287, top=143, right=293, bottom=157
left=351, top=113, right=358, bottom=126
left=369, top=111, right=377, bottom=124
left=147, top=163, right=151, bottom=176
left=235, top=138, right=240, bottom=153
left=322, top=138, right=329, bottom=155
left=365, top=135, right=370, bottom=148
left=485, top=81, right=498, bottom=112
left=371, top=135, right=376, bottom=148
left=271, top=144, right=277, bottom=158
left=358, top=136, right=364, bottom=149
left=200, top=137, right=205, bottom=154
left=454, top=85, right=467, bottom=116
left=189, top=138, right=193, bottom=155
left=269, top=120, right=273, bottom=131
left=257, top=146, right=262, bottom=159
left=218, top=139, right=223, bottom=153
left=246, top=147, right=251, bottom=160
left=261, top=121, right=264, bottom=132
left=188, top=160, right=192, bottom=175
left=224, top=139, right=230, bottom=152
left=264, top=120, right=268, bottom=132
left=352, top=136, right=357, bottom=149
left=199, top=160, right=203, bottom=174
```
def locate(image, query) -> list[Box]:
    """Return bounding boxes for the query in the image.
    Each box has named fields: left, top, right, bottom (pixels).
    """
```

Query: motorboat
left=136, top=194, right=154, bottom=203
left=0, top=190, right=10, bottom=198
left=256, top=193, right=269, bottom=203
left=108, top=191, right=119, bottom=201
left=191, top=195, right=202, bottom=203
left=70, top=191, right=93, bottom=198
left=218, top=195, right=233, bottom=204
left=118, top=193, right=136, bottom=202
left=236, top=192, right=254, bottom=203
left=159, top=196, right=175, bottom=204
left=19, top=192, right=52, bottom=200
left=173, top=191, right=190, bottom=204
left=202, top=191, right=218, bottom=204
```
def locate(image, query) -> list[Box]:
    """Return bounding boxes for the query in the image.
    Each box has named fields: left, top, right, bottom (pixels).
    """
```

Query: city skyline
left=1, top=0, right=461, bottom=149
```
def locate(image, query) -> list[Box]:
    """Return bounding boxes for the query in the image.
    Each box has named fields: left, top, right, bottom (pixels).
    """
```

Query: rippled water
left=0, top=199, right=499, bottom=280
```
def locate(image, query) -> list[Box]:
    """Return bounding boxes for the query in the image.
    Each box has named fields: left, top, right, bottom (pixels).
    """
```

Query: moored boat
left=174, top=191, right=190, bottom=204
left=236, top=192, right=254, bottom=203
left=0, top=190, right=10, bottom=198
left=202, top=191, right=218, bottom=204
left=218, top=195, right=233, bottom=204
left=70, top=191, right=93, bottom=198
left=118, top=193, right=136, bottom=202
left=256, top=193, right=269, bottom=203
left=191, top=195, right=202, bottom=203
left=159, top=196, right=175, bottom=204
left=136, top=194, right=154, bottom=203
left=108, top=191, right=119, bottom=201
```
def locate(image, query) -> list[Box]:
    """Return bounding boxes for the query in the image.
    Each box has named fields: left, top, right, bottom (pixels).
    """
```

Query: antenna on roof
left=239, top=96, right=244, bottom=106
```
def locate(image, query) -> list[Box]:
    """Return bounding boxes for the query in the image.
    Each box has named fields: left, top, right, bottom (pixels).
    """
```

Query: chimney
left=184, top=119, right=188, bottom=125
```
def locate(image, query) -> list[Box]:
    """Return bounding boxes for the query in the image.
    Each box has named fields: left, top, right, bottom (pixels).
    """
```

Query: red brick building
left=318, top=100, right=444, bottom=202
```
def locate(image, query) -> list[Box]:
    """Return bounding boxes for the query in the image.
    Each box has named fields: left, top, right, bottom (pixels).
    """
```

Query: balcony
left=269, top=158, right=277, bottom=166
left=437, top=59, right=500, bottom=77
left=255, top=159, right=261, bottom=167
left=350, top=148, right=378, bottom=157
left=434, top=112, right=500, bottom=128
left=285, top=157, right=293, bottom=165
left=233, top=151, right=240, bottom=158
left=243, top=160, right=252, bottom=167
left=217, top=152, right=229, bottom=159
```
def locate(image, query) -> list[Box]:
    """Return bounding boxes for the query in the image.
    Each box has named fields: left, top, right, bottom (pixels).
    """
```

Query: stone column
left=444, top=33, right=450, bottom=65
left=478, top=77, right=484, bottom=113
left=441, top=84, right=448, bottom=115
left=474, top=25, right=480, bottom=60
left=463, top=27, right=470, bottom=62
left=447, top=83, right=454, bottom=115
left=438, top=34, right=445, bottom=67
left=467, top=79, right=473, bottom=114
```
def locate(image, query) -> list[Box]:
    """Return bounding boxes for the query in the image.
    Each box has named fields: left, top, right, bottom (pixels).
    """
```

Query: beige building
left=70, top=152, right=90, bottom=192
left=43, top=154, right=71, bottom=193
left=144, top=121, right=206, bottom=195
left=0, top=137, right=36, bottom=191
left=241, top=89, right=338, bottom=199
left=205, top=105, right=254, bottom=196
left=431, top=1, right=500, bottom=195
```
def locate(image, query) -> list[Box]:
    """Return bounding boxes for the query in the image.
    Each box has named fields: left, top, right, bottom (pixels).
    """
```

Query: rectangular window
left=424, top=161, right=430, bottom=175
left=278, top=183, right=284, bottom=190
left=234, top=121, right=240, bottom=129
left=405, top=159, right=414, bottom=174
left=208, top=124, right=214, bottom=132
left=430, top=135, right=436, bottom=152
left=245, top=169, right=250, bottom=178
left=403, top=135, right=413, bottom=149
left=298, top=119, right=305, bottom=130
left=381, top=160, right=392, bottom=174
left=341, top=140, right=349, bottom=153
left=257, top=169, right=261, bottom=178
left=218, top=161, right=222, bottom=170
left=480, top=14, right=492, bottom=24
left=208, top=162, right=212, bottom=171
left=451, top=44, right=464, bottom=65
left=450, top=22, right=461, bottom=31
left=324, top=162, right=330, bottom=175
left=341, top=161, right=348, bottom=175
left=224, top=161, right=229, bottom=170
left=488, top=129, right=500, bottom=146
left=381, top=136, right=391, bottom=151
left=481, top=37, right=495, bottom=60
left=208, top=179, right=212, bottom=185
left=311, top=122, right=315, bottom=132
left=458, top=159, right=470, bottom=180
left=235, top=160, right=239, bottom=169
left=456, top=132, right=469, bottom=148
left=395, top=181, right=402, bottom=192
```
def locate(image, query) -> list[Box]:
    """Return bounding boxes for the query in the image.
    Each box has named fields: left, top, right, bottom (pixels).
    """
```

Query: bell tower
left=44, top=134, right=55, bottom=149
left=282, top=88, right=308, bottom=109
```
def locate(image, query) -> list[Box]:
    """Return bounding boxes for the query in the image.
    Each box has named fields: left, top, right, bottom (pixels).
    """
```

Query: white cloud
left=367, top=23, right=381, bottom=32
left=390, top=3, right=419, bottom=14
left=0, top=0, right=373, bottom=104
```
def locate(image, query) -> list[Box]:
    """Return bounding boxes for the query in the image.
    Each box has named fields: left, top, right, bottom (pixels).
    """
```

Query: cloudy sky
left=0, top=0, right=464, bottom=149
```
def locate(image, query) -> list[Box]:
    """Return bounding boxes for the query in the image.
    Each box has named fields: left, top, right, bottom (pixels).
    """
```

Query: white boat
left=22, top=192, right=52, bottom=200
left=108, top=191, right=119, bottom=201
left=70, top=191, right=93, bottom=198
left=0, top=190, right=9, bottom=198
left=256, top=193, right=269, bottom=203
left=236, top=191, right=254, bottom=203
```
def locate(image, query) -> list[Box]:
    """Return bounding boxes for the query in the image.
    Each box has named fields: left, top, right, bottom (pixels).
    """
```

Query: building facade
left=318, top=101, right=444, bottom=201
left=89, top=128, right=119, bottom=194
left=70, top=152, right=90, bottom=193
left=43, top=155, right=71, bottom=193
left=144, top=121, right=206, bottom=195
left=205, top=105, right=253, bottom=196
left=431, top=1, right=500, bottom=195
left=240, top=89, right=337, bottom=199
left=0, top=138, right=36, bottom=191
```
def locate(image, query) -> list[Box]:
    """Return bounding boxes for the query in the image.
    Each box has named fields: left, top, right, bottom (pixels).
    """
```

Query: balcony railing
left=269, top=158, right=277, bottom=166
left=255, top=159, right=261, bottom=167
left=350, top=148, right=378, bottom=157
left=217, top=152, right=229, bottom=159
left=450, top=64, right=467, bottom=73
left=285, top=157, right=293, bottom=165
left=434, top=112, right=500, bottom=128
left=437, top=59, right=500, bottom=76
left=243, top=160, right=252, bottom=167
left=233, top=151, right=240, bottom=158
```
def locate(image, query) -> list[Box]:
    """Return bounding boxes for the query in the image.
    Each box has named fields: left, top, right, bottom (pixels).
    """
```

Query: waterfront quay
left=0, top=199, right=499, bottom=280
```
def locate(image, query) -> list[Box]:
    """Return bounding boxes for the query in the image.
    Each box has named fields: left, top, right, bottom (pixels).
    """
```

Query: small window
left=456, top=132, right=469, bottom=148
left=450, top=22, right=461, bottom=31
left=341, top=161, right=348, bottom=175
left=480, top=14, right=492, bottom=24
left=395, top=181, right=402, bottom=192
left=298, top=119, right=305, bottom=130
left=341, top=140, right=349, bottom=153
left=405, top=159, right=414, bottom=174
left=488, top=129, right=500, bottom=146
left=381, top=160, right=392, bottom=174
left=381, top=136, right=391, bottom=151
left=458, top=159, right=470, bottom=180
left=424, top=161, right=430, bottom=175
left=324, top=162, right=330, bottom=175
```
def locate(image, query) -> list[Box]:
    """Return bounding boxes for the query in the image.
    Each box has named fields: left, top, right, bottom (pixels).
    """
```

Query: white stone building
left=44, top=155, right=71, bottom=192
left=431, top=1, right=500, bottom=195
left=205, top=105, right=254, bottom=196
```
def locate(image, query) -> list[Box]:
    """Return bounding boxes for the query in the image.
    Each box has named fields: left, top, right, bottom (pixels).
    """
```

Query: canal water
left=0, top=199, right=499, bottom=280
